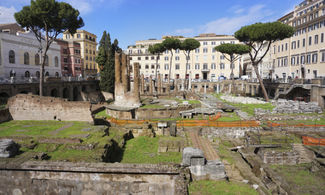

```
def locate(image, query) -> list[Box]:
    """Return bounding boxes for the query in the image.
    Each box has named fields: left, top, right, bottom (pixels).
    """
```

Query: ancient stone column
left=133, top=63, right=140, bottom=102
left=140, top=74, right=145, bottom=95
left=158, top=74, right=162, bottom=94
left=115, top=52, right=121, bottom=84
left=126, top=55, right=131, bottom=91
left=149, top=76, right=153, bottom=94
left=121, top=53, right=128, bottom=93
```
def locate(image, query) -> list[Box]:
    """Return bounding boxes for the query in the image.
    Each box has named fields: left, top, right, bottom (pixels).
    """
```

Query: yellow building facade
left=63, top=30, right=98, bottom=76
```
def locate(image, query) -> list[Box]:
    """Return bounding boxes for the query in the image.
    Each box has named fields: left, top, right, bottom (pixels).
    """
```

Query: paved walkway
left=188, top=130, right=219, bottom=160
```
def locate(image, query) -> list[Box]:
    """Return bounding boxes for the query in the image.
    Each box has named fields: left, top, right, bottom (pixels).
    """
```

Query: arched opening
left=73, top=87, right=79, bottom=101
left=36, top=71, right=40, bottom=78
left=24, top=52, right=29, bottom=65
left=35, top=54, right=40, bottom=65
left=45, top=72, right=49, bottom=77
left=9, top=70, right=16, bottom=77
left=63, top=88, right=69, bottom=99
left=25, top=71, right=30, bottom=78
left=0, top=92, right=10, bottom=108
left=51, top=89, right=58, bottom=97
left=9, top=50, right=15, bottom=64
left=55, top=72, right=59, bottom=77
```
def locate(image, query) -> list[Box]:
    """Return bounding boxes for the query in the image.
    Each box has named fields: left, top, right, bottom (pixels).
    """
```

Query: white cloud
left=65, top=0, right=125, bottom=15
left=0, top=6, right=17, bottom=24
left=200, top=4, right=273, bottom=35
left=175, top=28, right=194, bottom=35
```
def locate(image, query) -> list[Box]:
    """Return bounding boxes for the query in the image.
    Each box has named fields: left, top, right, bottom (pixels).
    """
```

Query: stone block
left=0, top=139, right=20, bottom=158
left=182, top=147, right=205, bottom=166
left=189, top=160, right=226, bottom=181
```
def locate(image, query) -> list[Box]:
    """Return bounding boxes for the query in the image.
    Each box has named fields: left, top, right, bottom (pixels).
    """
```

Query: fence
left=108, top=117, right=259, bottom=128
left=302, top=136, right=325, bottom=146
left=267, top=122, right=325, bottom=128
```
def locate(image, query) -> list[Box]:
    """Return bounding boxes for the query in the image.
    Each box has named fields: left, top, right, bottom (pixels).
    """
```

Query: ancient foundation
left=0, top=161, right=189, bottom=195
left=8, top=94, right=93, bottom=122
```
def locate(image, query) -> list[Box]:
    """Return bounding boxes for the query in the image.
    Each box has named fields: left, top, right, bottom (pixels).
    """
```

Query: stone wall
left=201, top=127, right=261, bottom=139
left=136, top=106, right=190, bottom=119
left=0, top=161, right=189, bottom=195
left=8, top=94, right=93, bottom=122
left=0, top=108, right=11, bottom=123
left=257, top=149, right=299, bottom=165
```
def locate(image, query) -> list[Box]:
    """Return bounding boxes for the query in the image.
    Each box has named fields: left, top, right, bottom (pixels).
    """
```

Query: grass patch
left=189, top=180, right=258, bottom=195
left=268, top=118, right=325, bottom=126
left=270, top=163, right=325, bottom=195
left=217, top=113, right=241, bottom=122
left=121, top=136, right=182, bottom=164
left=0, top=120, right=95, bottom=138
left=217, top=139, right=236, bottom=165
left=0, top=104, right=6, bottom=110
left=140, top=104, right=165, bottom=109
left=94, top=110, right=111, bottom=118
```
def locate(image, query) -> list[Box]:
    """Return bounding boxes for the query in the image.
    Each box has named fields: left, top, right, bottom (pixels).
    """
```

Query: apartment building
left=0, top=30, right=61, bottom=79
left=56, top=39, right=82, bottom=77
left=127, top=34, right=241, bottom=81
left=63, top=30, right=98, bottom=76
left=273, top=0, right=325, bottom=81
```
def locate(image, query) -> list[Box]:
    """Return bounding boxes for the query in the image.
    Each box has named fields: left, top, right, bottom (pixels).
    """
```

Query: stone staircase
left=293, top=144, right=315, bottom=164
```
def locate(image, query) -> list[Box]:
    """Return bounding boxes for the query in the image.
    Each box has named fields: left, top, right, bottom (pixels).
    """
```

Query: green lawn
left=94, top=109, right=111, bottom=118
left=217, top=113, right=241, bottom=122
left=0, top=120, right=94, bottom=138
left=189, top=180, right=258, bottom=195
left=121, top=136, right=182, bottom=164
left=270, top=163, right=325, bottom=195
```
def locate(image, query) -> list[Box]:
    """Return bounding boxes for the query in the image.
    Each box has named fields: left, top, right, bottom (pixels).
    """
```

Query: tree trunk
left=230, top=55, right=234, bottom=94
left=168, top=51, right=173, bottom=84
left=154, top=54, right=159, bottom=92
left=253, top=64, right=269, bottom=101
left=184, top=52, right=189, bottom=90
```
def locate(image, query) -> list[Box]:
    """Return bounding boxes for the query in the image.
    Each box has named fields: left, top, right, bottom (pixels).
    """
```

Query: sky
left=1, top=0, right=302, bottom=49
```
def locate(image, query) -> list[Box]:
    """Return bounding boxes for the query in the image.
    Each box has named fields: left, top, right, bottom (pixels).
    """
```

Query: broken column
left=140, top=74, right=145, bottom=95
left=158, top=74, right=162, bottom=94
left=149, top=76, right=153, bottom=94
left=133, top=62, right=140, bottom=103
left=121, top=54, right=128, bottom=93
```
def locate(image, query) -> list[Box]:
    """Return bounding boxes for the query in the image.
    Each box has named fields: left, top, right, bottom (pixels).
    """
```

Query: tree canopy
left=148, top=43, right=165, bottom=55
left=234, top=21, right=295, bottom=101
left=180, top=38, right=200, bottom=52
left=214, top=43, right=250, bottom=56
left=15, top=0, right=84, bottom=96
left=162, top=38, right=181, bottom=83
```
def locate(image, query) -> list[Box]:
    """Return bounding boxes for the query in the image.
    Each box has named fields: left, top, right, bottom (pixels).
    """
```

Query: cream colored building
left=127, top=34, right=242, bottom=81
left=273, top=0, right=325, bottom=81
left=63, top=30, right=98, bottom=76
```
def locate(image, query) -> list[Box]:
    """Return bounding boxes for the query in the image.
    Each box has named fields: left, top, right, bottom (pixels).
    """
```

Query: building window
left=151, top=56, right=155, bottom=60
left=175, top=56, right=180, bottom=61
left=35, top=54, right=40, bottom=65
left=145, top=65, right=149, bottom=69
left=306, top=54, right=311, bottom=64
left=220, top=55, right=225, bottom=60
left=186, top=63, right=190, bottom=70
left=321, top=33, right=324, bottom=43
left=164, top=64, right=169, bottom=70
left=86, top=49, right=88, bottom=53
left=303, top=38, right=305, bottom=47
left=86, top=56, right=88, bottom=60
left=64, top=58, right=68, bottom=63
left=297, top=40, right=300, bottom=48
left=291, top=56, right=295, bottom=65
left=195, top=63, right=200, bottom=70
left=211, top=63, right=216, bottom=69
left=315, top=35, right=319, bottom=44
left=138, top=57, right=141, bottom=60
left=151, top=64, right=155, bottom=69
left=157, top=64, right=160, bottom=69
left=203, top=41, right=207, bottom=45
left=285, top=43, right=288, bottom=51
left=175, top=64, right=180, bottom=70
left=164, top=56, right=169, bottom=61
left=77, top=34, right=80, bottom=38
left=211, top=41, right=216, bottom=45
left=9, top=50, right=15, bottom=64
left=220, top=63, right=225, bottom=69
left=312, top=53, right=318, bottom=63
left=195, top=74, right=199, bottom=79
left=45, top=72, right=49, bottom=77
left=296, top=56, right=299, bottom=65
left=301, top=55, right=305, bottom=64
left=230, top=63, right=235, bottom=69
left=309, top=36, right=312, bottom=45
left=36, top=71, right=40, bottom=78
left=45, top=55, right=49, bottom=66
left=175, top=49, right=180, bottom=53
left=25, top=71, right=30, bottom=78
left=203, top=48, right=208, bottom=53
left=291, top=41, right=296, bottom=49
left=203, top=63, right=208, bottom=69
left=54, top=56, right=59, bottom=67
left=195, top=48, right=200, bottom=53
left=145, top=56, right=148, bottom=60
left=321, top=51, right=325, bottom=62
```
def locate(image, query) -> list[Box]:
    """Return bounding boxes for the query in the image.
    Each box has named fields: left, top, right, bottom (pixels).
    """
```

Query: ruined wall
left=0, top=162, right=188, bottom=195
left=258, top=149, right=299, bottom=165
left=136, top=106, right=191, bottom=120
left=0, top=108, right=11, bottom=123
left=201, top=127, right=261, bottom=139
left=8, top=94, right=93, bottom=122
